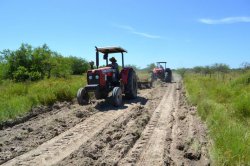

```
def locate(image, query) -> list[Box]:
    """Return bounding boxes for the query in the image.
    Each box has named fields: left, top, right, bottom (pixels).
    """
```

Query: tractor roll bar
left=95, top=46, right=127, bottom=69
left=122, top=52, right=124, bottom=68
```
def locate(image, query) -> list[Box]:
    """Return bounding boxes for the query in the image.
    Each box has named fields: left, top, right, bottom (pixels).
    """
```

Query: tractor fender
left=120, top=67, right=134, bottom=85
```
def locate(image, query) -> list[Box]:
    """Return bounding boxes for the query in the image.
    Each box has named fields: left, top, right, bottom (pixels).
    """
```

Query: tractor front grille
left=88, top=74, right=99, bottom=85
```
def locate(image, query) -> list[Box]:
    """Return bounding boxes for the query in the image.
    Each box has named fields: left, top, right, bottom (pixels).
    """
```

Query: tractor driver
left=109, top=57, right=119, bottom=82
left=109, top=57, right=118, bottom=70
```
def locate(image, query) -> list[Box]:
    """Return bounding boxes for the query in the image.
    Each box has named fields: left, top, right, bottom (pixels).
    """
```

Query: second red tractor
left=152, top=62, right=172, bottom=82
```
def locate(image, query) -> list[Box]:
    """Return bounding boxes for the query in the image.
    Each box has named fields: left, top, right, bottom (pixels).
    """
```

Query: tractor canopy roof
left=157, top=62, right=167, bottom=64
left=96, top=46, right=127, bottom=54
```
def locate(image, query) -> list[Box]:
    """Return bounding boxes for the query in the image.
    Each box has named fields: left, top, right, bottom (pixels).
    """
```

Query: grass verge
left=184, top=71, right=250, bottom=165
left=0, top=75, right=86, bottom=123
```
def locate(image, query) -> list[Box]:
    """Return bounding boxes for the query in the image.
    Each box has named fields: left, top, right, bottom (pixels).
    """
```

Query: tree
left=211, top=63, right=230, bottom=74
left=193, top=66, right=203, bottom=74
left=145, top=63, right=156, bottom=72
left=68, top=56, right=89, bottom=75
left=241, top=62, right=250, bottom=71
left=0, top=43, right=90, bottom=81
left=2, top=44, right=34, bottom=79
left=125, top=64, right=139, bottom=71
left=50, top=54, right=72, bottom=78
left=31, top=44, right=52, bottom=78
left=176, top=68, right=188, bottom=77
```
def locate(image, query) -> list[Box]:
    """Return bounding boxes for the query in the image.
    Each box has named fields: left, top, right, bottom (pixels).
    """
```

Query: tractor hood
left=87, top=66, right=114, bottom=74
left=153, top=68, right=164, bottom=72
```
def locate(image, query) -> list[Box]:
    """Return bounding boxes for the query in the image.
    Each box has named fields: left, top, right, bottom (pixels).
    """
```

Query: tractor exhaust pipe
left=95, top=46, right=99, bottom=69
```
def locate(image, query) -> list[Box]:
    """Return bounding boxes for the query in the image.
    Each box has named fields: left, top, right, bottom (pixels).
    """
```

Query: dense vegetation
left=178, top=64, right=250, bottom=165
left=0, top=43, right=89, bottom=82
left=0, top=44, right=89, bottom=123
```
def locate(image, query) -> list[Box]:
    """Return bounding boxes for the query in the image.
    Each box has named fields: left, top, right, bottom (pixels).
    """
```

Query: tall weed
left=184, top=72, right=250, bottom=165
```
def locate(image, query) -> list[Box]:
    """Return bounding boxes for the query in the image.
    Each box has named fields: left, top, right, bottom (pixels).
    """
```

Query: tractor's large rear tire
left=125, top=70, right=137, bottom=99
left=164, top=68, right=172, bottom=83
left=77, top=88, right=89, bottom=105
left=112, top=87, right=122, bottom=107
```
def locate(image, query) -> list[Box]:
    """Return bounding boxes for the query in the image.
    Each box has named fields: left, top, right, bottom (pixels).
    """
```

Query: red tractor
left=152, top=62, right=172, bottom=82
left=77, top=46, right=138, bottom=106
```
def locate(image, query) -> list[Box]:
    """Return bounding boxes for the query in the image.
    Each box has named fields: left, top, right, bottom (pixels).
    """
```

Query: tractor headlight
left=95, top=75, right=99, bottom=79
left=88, top=75, right=93, bottom=80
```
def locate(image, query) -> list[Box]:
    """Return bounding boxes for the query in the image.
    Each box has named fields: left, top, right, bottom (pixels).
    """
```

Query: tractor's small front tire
left=112, top=87, right=122, bottom=107
left=77, top=88, right=89, bottom=105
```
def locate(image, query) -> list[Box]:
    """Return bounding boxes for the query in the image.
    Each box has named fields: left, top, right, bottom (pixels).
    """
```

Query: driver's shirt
left=111, top=62, right=118, bottom=69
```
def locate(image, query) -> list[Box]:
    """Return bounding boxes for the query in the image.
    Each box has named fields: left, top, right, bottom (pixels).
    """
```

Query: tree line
left=0, top=44, right=89, bottom=82
left=176, top=63, right=250, bottom=78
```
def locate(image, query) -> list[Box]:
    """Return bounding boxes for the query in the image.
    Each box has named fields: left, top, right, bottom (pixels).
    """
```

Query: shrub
left=29, top=71, right=42, bottom=81
left=13, top=66, right=29, bottom=82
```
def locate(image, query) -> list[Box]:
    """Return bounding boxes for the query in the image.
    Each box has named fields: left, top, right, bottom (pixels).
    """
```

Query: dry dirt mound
left=0, top=78, right=210, bottom=166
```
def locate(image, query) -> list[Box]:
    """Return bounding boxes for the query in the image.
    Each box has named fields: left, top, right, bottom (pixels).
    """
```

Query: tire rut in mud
left=57, top=105, right=150, bottom=166
left=0, top=102, right=98, bottom=165
left=1, top=86, right=161, bottom=166
left=164, top=82, right=210, bottom=166
left=56, top=84, right=167, bottom=165
left=121, top=83, right=175, bottom=166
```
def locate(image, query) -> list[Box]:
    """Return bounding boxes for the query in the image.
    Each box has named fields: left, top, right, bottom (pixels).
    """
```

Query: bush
left=29, top=71, right=42, bottom=81
left=0, top=43, right=90, bottom=81
left=68, top=56, right=89, bottom=75
left=13, top=66, right=29, bottom=82
left=50, top=56, right=72, bottom=78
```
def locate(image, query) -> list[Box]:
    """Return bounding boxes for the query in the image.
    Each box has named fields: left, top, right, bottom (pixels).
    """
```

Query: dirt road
left=0, top=76, right=210, bottom=166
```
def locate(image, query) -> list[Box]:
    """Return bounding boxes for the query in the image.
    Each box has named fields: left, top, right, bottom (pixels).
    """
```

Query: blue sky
left=0, top=0, right=250, bottom=69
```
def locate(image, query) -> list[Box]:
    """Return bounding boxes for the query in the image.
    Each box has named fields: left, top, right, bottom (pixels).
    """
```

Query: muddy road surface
left=0, top=76, right=210, bottom=166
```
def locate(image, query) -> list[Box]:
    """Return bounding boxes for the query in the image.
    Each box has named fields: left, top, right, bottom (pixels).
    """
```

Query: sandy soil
left=0, top=75, right=210, bottom=166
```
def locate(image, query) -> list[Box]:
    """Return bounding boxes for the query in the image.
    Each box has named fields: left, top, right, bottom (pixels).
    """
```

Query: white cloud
left=115, top=25, right=134, bottom=31
left=199, top=16, right=250, bottom=24
left=131, top=31, right=161, bottom=39
left=114, top=24, right=161, bottom=39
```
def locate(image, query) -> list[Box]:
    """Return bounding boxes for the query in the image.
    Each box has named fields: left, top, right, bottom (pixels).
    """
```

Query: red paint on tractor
left=120, top=68, right=130, bottom=85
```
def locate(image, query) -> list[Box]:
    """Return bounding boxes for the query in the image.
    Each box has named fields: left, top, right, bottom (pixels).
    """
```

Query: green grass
left=184, top=71, right=250, bottom=165
left=0, top=75, right=86, bottom=123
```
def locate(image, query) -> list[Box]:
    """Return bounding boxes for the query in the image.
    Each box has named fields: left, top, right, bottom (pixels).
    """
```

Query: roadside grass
left=0, top=75, right=86, bottom=123
left=184, top=71, right=250, bottom=165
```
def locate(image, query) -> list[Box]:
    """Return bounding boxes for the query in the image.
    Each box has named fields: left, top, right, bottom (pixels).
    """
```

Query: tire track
left=2, top=87, right=156, bottom=166
left=2, top=106, right=135, bottom=166
left=137, top=83, right=176, bottom=165
left=166, top=82, right=210, bottom=166
left=119, top=83, right=176, bottom=165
